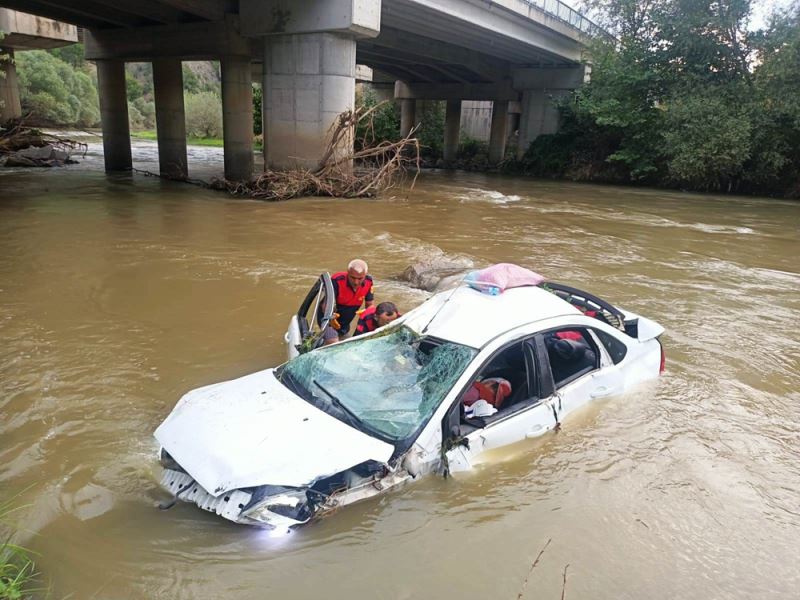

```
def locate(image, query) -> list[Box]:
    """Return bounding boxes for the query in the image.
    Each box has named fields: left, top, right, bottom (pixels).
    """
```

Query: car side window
left=543, top=328, right=599, bottom=389
left=592, top=329, right=628, bottom=364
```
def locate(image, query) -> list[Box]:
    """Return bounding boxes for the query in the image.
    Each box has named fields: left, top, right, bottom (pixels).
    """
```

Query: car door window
left=591, top=328, right=628, bottom=364
left=449, top=339, right=540, bottom=431
left=295, top=274, right=335, bottom=351
left=542, top=327, right=599, bottom=388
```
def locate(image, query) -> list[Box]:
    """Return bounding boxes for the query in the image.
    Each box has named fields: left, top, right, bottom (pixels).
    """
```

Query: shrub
left=184, top=91, right=222, bottom=138
left=15, top=50, right=100, bottom=127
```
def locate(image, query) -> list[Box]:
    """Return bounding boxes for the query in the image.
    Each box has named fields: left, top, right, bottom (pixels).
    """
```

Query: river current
left=1, top=142, right=798, bottom=599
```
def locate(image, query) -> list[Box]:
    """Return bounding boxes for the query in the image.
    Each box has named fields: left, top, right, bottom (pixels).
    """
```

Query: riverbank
left=130, top=130, right=263, bottom=151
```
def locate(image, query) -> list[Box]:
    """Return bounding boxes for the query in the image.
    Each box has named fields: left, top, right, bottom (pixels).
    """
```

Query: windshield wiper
left=312, top=379, right=362, bottom=429
left=277, top=368, right=307, bottom=398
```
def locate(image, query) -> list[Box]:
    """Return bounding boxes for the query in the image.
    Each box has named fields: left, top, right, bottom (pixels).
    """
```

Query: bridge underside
left=0, top=0, right=592, bottom=178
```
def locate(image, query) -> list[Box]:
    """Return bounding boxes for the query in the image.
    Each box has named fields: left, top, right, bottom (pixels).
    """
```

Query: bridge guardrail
left=523, top=0, right=609, bottom=38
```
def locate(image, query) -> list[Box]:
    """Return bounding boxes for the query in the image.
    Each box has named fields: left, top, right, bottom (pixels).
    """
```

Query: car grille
left=160, top=469, right=252, bottom=522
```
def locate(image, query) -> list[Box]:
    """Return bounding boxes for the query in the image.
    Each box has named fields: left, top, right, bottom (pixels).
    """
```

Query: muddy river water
left=1, top=143, right=799, bottom=599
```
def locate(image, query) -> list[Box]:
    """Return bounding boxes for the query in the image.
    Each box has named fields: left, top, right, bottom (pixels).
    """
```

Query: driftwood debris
left=0, top=118, right=87, bottom=167
left=212, top=102, right=420, bottom=201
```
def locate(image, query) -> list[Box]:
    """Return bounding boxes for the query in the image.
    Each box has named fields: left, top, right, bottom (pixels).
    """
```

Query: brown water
left=1, top=146, right=799, bottom=599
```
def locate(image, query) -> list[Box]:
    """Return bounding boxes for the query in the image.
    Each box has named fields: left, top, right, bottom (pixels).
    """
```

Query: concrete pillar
left=400, top=98, right=416, bottom=138
left=263, top=33, right=356, bottom=171
left=516, top=89, right=565, bottom=159
left=0, top=48, right=21, bottom=123
left=488, top=100, right=509, bottom=164
left=152, top=59, right=188, bottom=179
left=443, top=99, right=461, bottom=165
left=513, top=67, right=586, bottom=159
left=221, top=56, right=254, bottom=182
left=96, top=59, right=132, bottom=172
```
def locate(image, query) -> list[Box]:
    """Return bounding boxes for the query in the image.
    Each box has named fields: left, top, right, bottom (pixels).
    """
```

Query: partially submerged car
left=155, top=269, right=665, bottom=530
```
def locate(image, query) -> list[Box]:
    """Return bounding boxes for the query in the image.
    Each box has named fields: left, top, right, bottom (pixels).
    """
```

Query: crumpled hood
left=154, top=368, right=394, bottom=496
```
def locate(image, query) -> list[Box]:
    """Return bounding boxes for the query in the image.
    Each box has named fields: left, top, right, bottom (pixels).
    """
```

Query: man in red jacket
left=331, top=258, right=374, bottom=337
left=354, top=302, right=400, bottom=336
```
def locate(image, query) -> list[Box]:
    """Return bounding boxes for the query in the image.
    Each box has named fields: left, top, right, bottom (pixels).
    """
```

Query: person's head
left=375, top=301, right=400, bottom=327
left=347, top=258, right=368, bottom=289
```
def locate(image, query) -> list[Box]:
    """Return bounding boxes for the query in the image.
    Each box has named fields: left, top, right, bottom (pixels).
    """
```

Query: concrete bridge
left=0, top=9, right=77, bottom=122
left=0, top=0, right=600, bottom=181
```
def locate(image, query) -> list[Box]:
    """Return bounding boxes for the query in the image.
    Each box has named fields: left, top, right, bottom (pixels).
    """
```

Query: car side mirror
left=450, top=425, right=461, bottom=439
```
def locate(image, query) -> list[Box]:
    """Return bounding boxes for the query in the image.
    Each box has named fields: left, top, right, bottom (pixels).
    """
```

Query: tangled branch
left=213, top=103, right=420, bottom=201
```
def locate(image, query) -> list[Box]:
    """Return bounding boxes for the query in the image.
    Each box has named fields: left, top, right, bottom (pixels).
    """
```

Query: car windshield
left=278, top=326, right=477, bottom=441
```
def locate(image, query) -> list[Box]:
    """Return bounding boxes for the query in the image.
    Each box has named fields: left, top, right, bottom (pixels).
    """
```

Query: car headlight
left=239, top=487, right=313, bottom=528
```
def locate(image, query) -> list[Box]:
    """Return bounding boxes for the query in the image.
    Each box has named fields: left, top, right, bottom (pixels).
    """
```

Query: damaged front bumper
left=159, top=469, right=313, bottom=529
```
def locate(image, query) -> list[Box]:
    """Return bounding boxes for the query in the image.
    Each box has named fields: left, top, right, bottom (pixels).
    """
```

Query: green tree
left=184, top=91, right=222, bottom=138
left=15, top=50, right=100, bottom=127
left=518, top=0, right=800, bottom=196
left=49, top=43, right=86, bottom=68
left=125, top=72, right=142, bottom=102
left=355, top=86, right=399, bottom=149
left=253, top=83, right=262, bottom=136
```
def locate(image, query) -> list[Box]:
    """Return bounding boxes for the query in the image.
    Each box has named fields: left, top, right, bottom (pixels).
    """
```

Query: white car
left=154, top=273, right=665, bottom=530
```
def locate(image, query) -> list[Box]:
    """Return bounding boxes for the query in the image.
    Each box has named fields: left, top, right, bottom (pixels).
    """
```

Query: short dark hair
left=375, top=301, right=398, bottom=316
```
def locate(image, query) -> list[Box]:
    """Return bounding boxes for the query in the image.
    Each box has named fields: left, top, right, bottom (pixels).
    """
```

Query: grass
left=130, top=129, right=225, bottom=147
left=0, top=492, right=41, bottom=600
left=130, top=130, right=264, bottom=150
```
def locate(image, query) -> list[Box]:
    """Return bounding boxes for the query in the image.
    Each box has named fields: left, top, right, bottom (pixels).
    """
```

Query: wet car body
left=155, top=277, right=664, bottom=530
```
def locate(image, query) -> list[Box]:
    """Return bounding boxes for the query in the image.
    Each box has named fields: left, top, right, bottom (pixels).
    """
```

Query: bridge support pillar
left=400, top=98, right=416, bottom=138
left=221, top=56, right=254, bottom=182
left=152, top=59, right=187, bottom=179
left=263, top=33, right=356, bottom=171
left=96, top=59, right=132, bottom=172
left=514, top=66, right=586, bottom=159
left=0, top=48, right=21, bottom=123
left=443, top=100, right=461, bottom=166
left=488, top=100, right=509, bottom=164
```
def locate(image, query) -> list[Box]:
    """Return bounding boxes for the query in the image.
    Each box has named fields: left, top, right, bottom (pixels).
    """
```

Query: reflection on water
left=1, top=145, right=799, bottom=599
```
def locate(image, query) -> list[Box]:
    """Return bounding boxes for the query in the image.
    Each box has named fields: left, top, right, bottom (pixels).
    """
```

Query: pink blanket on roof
left=465, top=263, right=545, bottom=294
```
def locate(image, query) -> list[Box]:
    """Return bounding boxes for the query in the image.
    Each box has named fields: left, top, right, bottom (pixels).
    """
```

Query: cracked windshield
left=281, top=327, right=477, bottom=440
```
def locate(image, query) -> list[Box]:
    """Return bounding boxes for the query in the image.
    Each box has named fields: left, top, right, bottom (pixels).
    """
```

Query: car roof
left=403, top=284, right=581, bottom=348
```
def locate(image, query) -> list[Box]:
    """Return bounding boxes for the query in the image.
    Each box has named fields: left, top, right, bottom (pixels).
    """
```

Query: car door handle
left=591, top=387, right=611, bottom=398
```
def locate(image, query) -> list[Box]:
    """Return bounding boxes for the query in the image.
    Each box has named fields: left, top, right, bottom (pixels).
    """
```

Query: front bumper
left=159, top=469, right=313, bottom=529
left=160, top=469, right=253, bottom=522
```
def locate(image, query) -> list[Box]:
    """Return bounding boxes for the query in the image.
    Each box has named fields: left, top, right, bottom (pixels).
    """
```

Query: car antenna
left=421, top=278, right=464, bottom=334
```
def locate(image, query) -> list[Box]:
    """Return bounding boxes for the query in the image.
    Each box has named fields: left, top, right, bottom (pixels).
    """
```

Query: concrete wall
left=460, top=101, right=492, bottom=141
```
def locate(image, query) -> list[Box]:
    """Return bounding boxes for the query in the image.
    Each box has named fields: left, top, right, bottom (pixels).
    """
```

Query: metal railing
left=522, top=0, right=608, bottom=38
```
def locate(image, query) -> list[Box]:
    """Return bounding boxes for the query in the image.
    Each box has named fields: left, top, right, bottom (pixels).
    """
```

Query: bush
left=15, top=50, right=100, bottom=127
left=458, top=135, right=488, bottom=160
left=354, top=86, right=399, bottom=149
left=132, top=97, right=155, bottom=130
left=253, top=83, right=262, bottom=136
left=184, top=91, right=222, bottom=138
left=416, top=100, right=445, bottom=159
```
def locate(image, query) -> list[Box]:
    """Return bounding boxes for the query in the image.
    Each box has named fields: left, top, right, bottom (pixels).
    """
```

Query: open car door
left=285, top=273, right=336, bottom=360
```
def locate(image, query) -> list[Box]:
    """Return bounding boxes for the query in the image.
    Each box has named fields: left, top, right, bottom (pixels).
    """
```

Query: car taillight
left=659, top=341, right=666, bottom=374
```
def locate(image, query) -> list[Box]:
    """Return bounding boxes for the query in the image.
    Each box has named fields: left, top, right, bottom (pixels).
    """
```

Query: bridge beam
left=152, top=59, right=188, bottom=179
left=394, top=80, right=519, bottom=102
left=0, top=49, right=22, bottom=123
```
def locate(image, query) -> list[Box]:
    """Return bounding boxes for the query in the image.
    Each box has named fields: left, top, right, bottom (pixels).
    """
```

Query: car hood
left=154, top=368, right=395, bottom=496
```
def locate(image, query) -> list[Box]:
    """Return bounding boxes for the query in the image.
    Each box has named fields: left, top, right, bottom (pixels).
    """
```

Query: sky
left=560, top=0, right=795, bottom=30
